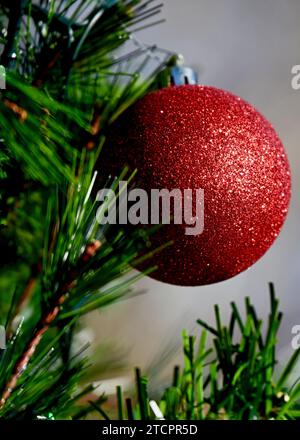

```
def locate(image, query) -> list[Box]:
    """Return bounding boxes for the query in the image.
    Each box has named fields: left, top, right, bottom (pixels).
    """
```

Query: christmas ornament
left=104, top=82, right=291, bottom=286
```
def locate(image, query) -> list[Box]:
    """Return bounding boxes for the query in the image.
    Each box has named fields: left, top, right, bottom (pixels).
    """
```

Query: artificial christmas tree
left=0, top=0, right=298, bottom=423
left=0, top=0, right=169, bottom=419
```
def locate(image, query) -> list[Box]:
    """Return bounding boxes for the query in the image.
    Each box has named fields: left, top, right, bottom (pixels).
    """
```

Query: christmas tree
left=0, top=0, right=299, bottom=421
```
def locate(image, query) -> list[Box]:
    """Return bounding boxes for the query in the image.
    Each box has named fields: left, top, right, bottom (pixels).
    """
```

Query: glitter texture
left=106, top=85, right=291, bottom=286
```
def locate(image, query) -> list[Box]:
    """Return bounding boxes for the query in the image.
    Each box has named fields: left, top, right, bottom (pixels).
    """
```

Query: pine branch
left=0, top=239, right=102, bottom=410
left=0, top=0, right=169, bottom=418
left=0, top=156, right=160, bottom=415
left=109, top=288, right=300, bottom=421
left=6, top=263, right=41, bottom=338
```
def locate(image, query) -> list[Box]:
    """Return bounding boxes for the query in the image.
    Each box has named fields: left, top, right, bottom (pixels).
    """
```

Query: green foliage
left=104, top=286, right=300, bottom=421
left=1, top=1, right=296, bottom=423
left=0, top=0, right=169, bottom=419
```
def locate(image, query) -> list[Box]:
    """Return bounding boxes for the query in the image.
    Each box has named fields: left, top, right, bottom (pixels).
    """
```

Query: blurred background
left=86, top=0, right=300, bottom=390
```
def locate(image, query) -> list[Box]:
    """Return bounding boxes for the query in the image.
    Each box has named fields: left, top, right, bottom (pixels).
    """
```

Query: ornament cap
left=155, top=55, right=198, bottom=88
left=170, top=65, right=198, bottom=86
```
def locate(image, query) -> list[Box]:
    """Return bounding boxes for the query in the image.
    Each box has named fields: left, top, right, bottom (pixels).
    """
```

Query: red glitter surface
left=105, top=85, right=291, bottom=286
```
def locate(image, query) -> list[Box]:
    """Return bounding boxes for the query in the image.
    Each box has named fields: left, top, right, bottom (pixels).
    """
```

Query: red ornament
left=105, top=85, right=291, bottom=286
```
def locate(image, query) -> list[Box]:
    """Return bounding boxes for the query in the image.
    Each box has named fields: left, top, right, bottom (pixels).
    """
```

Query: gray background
left=87, top=0, right=300, bottom=384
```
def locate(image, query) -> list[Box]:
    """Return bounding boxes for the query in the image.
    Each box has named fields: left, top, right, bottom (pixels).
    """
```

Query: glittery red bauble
left=105, top=85, right=291, bottom=286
